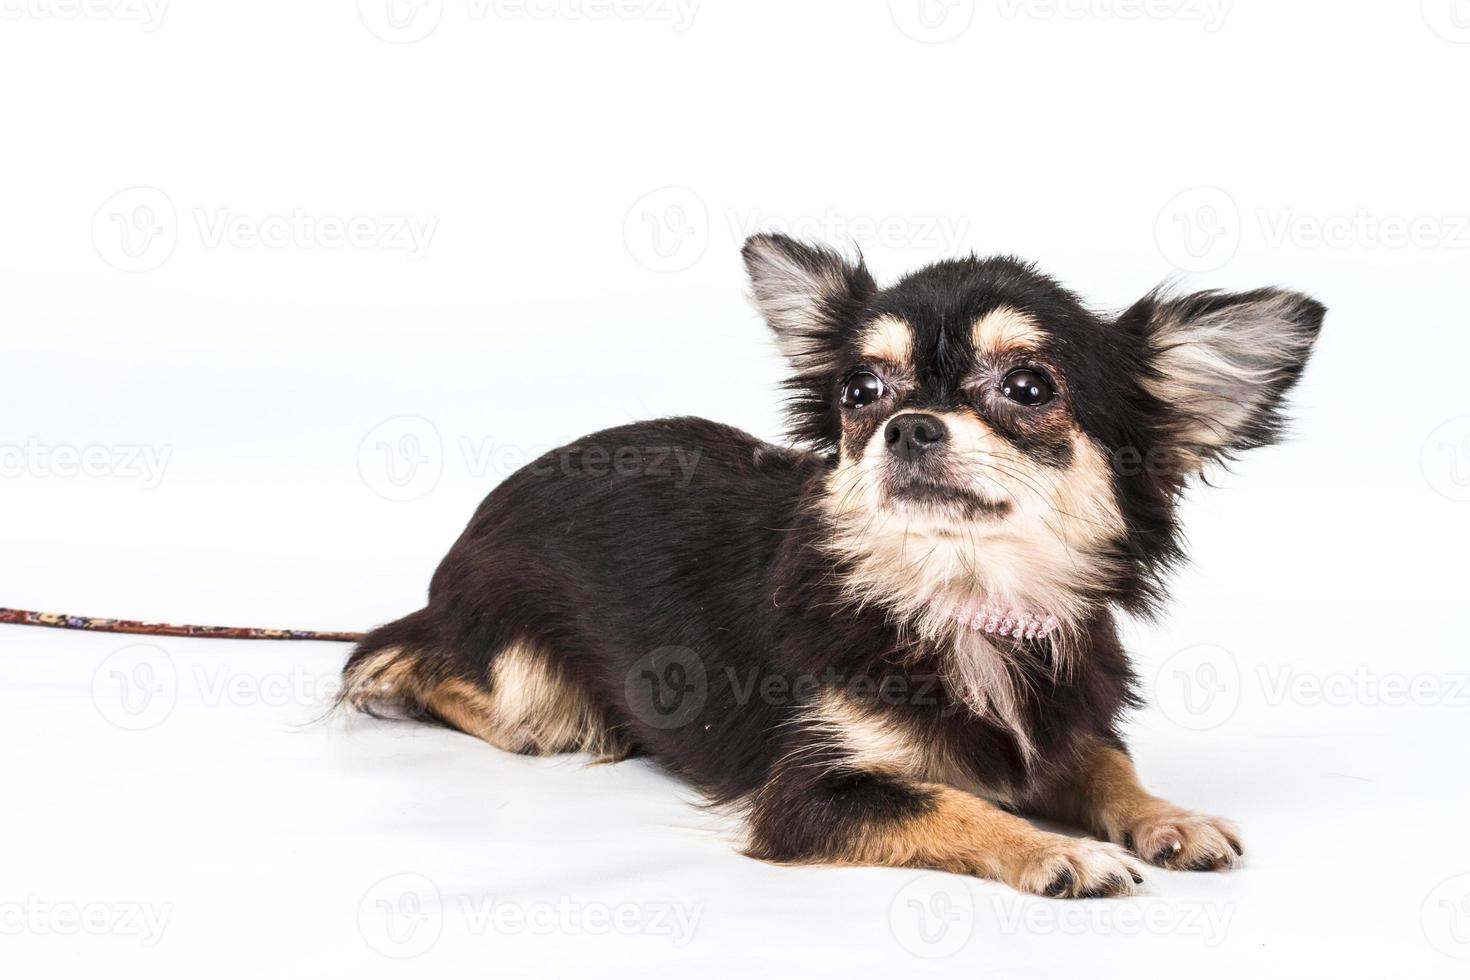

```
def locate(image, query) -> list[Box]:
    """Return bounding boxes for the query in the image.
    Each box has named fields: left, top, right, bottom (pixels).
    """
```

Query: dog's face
left=743, top=233, right=1324, bottom=627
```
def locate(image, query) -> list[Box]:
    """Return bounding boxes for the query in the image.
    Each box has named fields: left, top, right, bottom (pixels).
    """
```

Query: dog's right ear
left=742, top=233, right=875, bottom=377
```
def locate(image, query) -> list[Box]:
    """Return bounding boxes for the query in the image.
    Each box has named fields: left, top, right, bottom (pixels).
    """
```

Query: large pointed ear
left=1121, top=287, right=1325, bottom=474
left=741, top=233, right=876, bottom=377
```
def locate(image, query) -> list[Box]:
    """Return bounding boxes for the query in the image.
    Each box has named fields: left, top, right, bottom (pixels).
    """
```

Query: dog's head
left=742, top=233, right=1324, bottom=632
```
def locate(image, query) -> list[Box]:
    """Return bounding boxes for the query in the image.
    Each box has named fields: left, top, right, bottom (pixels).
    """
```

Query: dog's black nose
left=884, top=413, right=947, bottom=462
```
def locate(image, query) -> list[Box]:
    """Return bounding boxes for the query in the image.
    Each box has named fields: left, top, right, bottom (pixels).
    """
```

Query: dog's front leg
left=1030, top=741, right=1243, bottom=872
left=743, top=770, right=1142, bottom=898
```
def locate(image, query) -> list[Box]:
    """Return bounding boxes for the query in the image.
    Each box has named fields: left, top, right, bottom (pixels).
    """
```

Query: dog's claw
left=1044, top=868, right=1074, bottom=898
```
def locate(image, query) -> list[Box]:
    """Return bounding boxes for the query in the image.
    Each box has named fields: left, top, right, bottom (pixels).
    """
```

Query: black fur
left=343, top=234, right=1323, bottom=875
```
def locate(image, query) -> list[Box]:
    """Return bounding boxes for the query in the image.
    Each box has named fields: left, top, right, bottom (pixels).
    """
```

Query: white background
left=3, top=1, right=1468, bottom=977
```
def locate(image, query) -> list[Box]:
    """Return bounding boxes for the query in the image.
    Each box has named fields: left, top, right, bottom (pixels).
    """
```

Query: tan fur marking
left=1035, top=743, right=1242, bottom=871
left=343, top=642, right=626, bottom=761
left=467, top=642, right=619, bottom=757
left=819, top=416, right=1126, bottom=715
left=808, top=689, right=928, bottom=775
left=807, top=690, right=1014, bottom=803
left=971, top=306, right=1044, bottom=353
left=421, top=676, right=498, bottom=740
left=857, top=315, right=914, bottom=363
left=342, top=646, right=420, bottom=709
left=822, top=418, right=1124, bottom=627
left=816, top=416, right=1123, bottom=748
left=821, top=783, right=1142, bottom=897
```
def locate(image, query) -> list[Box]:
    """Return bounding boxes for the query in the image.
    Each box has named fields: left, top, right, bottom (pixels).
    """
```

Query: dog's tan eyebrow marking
left=857, top=315, right=914, bottom=363
left=971, top=306, right=1044, bottom=353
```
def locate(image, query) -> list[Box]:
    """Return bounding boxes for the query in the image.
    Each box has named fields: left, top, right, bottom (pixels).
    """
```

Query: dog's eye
left=1001, top=369, right=1055, bottom=407
left=841, top=372, right=885, bottom=409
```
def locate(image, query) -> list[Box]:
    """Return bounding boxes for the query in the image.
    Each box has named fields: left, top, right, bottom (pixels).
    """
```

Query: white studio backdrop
left=2, top=2, right=1468, bottom=978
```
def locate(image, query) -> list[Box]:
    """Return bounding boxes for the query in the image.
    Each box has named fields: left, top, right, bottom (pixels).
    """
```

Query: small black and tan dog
left=343, top=234, right=1323, bottom=898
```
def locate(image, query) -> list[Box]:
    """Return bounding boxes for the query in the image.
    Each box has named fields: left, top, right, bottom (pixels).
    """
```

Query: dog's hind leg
left=340, top=611, right=628, bottom=760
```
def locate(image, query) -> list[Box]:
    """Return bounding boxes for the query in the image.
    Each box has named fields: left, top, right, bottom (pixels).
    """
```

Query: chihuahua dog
left=343, top=234, right=1323, bottom=898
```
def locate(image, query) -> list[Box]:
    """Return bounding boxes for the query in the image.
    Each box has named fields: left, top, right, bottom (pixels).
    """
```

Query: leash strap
left=0, top=607, right=364, bottom=643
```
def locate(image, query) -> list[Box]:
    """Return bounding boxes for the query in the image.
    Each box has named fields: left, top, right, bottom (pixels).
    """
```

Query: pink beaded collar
left=949, top=601, right=1060, bottom=640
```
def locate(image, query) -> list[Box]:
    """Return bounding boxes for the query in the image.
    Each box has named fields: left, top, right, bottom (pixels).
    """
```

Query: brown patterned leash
left=0, top=607, right=364, bottom=643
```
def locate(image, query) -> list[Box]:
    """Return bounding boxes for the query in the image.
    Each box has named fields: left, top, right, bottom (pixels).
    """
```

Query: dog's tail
left=337, top=608, right=458, bottom=726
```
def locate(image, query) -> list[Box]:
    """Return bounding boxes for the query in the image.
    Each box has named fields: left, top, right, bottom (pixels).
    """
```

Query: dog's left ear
left=742, top=233, right=875, bottom=377
left=1121, top=287, right=1325, bottom=475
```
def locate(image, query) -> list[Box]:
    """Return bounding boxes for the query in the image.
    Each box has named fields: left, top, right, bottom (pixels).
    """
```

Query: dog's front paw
left=1011, top=836, right=1145, bottom=899
left=1118, top=807, right=1242, bottom=871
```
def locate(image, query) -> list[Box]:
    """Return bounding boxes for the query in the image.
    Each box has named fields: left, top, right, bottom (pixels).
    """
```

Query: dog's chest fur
left=768, top=523, right=1137, bottom=796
